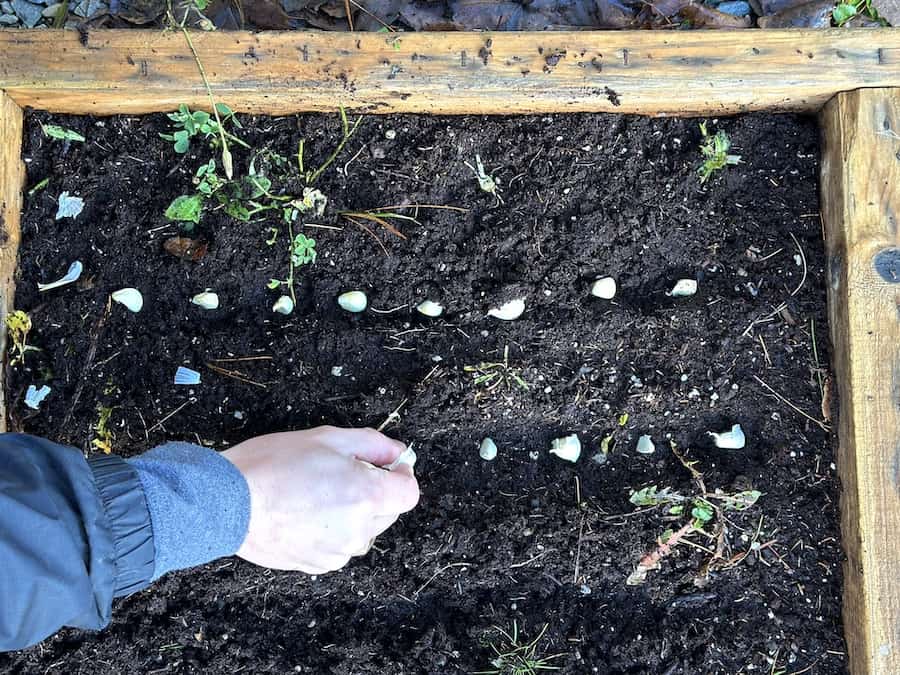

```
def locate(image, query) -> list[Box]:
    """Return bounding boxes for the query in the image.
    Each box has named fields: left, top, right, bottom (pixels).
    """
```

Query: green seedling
left=265, top=227, right=279, bottom=245
left=626, top=442, right=763, bottom=585
left=27, top=177, right=50, bottom=197
left=5, top=310, right=39, bottom=366
left=90, top=405, right=115, bottom=455
left=40, top=123, right=85, bottom=143
left=268, top=231, right=317, bottom=304
left=476, top=622, right=563, bottom=675
left=464, top=345, right=529, bottom=395
left=698, top=122, right=742, bottom=184
left=466, top=154, right=504, bottom=205
left=297, top=106, right=364, bottom=185
left=160, top=103, right=247, bottom=156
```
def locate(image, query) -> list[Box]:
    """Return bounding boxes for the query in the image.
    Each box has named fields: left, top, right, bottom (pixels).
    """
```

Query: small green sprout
left=27, top=177, right=50, bottom=197
left=91, top=406, right=115, bottom=455
left=476, top=622, right=562, bottom=675
left=629, top=485, right=686, bottom=508
left=269, top=231, right=317, bottom=303
left=297, top=106, right=364, bottom=185
left=265, top=227, right=279, bottom=245
left=698, top=122, right=742, bottom=184
left=464, top=345, right=528, bottom=396
left=160, top=103, right=247, bottom=156
left=41, top=124, right=85, bottom=143
left=5, top=310, right=38, bottom=365
left=465, top=154, right=504, bottom=205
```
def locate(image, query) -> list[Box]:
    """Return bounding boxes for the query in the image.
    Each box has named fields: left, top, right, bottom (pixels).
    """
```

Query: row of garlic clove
left=478, top=424, right=745, bottom=464
left=590, top=277, right=698, bottom=300
left=107, top=288, right=220, bottom=313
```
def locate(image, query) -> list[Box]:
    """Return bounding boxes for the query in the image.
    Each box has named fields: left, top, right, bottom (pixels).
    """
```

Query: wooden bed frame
left=1, top=27, right=898, bottom=674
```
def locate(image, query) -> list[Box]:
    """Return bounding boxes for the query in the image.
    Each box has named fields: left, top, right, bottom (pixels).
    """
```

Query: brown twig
left=344, top=0, right=354, bottom=30
left=206, top=362, right=268, bottom=389
left=347, top=217, right=390, bottom=256
left=627, top=521, right=695, bottom=585
left=753, top=375, right=829, bottom=430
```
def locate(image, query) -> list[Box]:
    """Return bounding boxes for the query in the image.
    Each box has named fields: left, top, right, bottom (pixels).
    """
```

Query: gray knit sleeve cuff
left=127, top=442, right=250, bottom=581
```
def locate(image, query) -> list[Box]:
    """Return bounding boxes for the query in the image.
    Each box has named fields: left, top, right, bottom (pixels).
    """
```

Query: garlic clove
left=37, top=261, right=83, bottom=292
left=708, top=424, right=746, bottom=449
left=386, top=444, right=417, bottom=470
left=667, top=279, right=698, bottom=297
left=24, top=384, right=51, bottom=410
left=479, top=437, right=498, bottom=461
left=416, top=300, right=444, bottom=317
left=272, top=295, right=294, bottom=315
left=636, top=435, right=656, bottom=455
left=487, top=297, right=525, bottom=321
left=111, top=288, right=143, bottom=313
left=590, top=277, right=617, bottom=300
left=549, top=434, right=581, bottom=462
left=191, top=291, right=219, bottom=310
left=174, top=366, right=201, bottom=385
left=338, top=291, right=368, bottom=313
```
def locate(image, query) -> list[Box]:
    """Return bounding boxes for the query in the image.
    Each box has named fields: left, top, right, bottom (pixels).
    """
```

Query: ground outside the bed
left=0, top=110, right=843, bottom=674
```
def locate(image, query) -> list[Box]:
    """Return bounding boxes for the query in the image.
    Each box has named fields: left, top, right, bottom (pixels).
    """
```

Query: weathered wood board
left=0, top=92, right=24, bottom=434
left=2, top=25, right=900, bottom=675
left=2, top=29, right=900, bottom=116
left=820, top=88, right=900, bottom=675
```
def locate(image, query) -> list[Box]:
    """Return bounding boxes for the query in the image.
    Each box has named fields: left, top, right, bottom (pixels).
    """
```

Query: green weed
left=697, top=122, right=741, bottom=184
left=476, top=622, right=562, bottom=675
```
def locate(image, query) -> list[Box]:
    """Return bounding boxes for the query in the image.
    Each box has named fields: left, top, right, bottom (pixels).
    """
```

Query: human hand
left=222, top=426, right=420, bottom=574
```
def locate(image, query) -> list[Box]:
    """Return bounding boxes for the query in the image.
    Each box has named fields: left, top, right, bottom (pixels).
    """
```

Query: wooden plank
left=0, top=92, right=24, bottom=433
left=1, top=29, right=900, bottom=116
left=820, top=88, right=900, bottom=675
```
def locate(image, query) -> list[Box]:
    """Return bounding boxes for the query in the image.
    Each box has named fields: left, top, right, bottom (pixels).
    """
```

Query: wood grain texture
left=2, top=29, right=900, bottom=116
left=820, top=88, right=900, bottom=675
left=0, top=93, right=24, bottom=433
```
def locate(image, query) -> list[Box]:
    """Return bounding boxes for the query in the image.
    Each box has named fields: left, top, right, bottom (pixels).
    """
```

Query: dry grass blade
left=206, top=362, right=268, bottom=389
left=346, top=216, right=390, bottom=256
left=341, top=211, right=411, bottom=239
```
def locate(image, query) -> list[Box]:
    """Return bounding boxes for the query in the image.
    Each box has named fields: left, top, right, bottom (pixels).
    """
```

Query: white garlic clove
left=37, top=261, right=83, bottom=292
left=24, top=384, right=51, bottom=410
left=386, top=444, right=417, bottom=470
left=416, top=300, right=444, bottom=317
left=549, top=434, right=581, bottom=462
left=338, top=291, right=368, bottom=313
left=667, top=279, right=698, bottom=297
left=590, top=277, right=617, bottom=300
left=487, top=297, right=525, bottom=321
left=191, top=291, right=219, bottom=310
left=709, top=424, right=746, bottom=449
left=272, top=295, right=294, bottom=315
left=479, top=437, right=498, bottom=461
left=636, top=435, right=656, bottom=455
left=174, top=366, right=201, bottom=385
left=111, top=288, right=143, bottom=313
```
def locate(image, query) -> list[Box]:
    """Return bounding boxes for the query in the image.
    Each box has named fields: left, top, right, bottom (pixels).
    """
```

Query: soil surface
left=2, top=110, right=843, bottom=674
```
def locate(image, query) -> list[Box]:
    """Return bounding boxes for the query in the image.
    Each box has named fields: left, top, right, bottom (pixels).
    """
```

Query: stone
left=1, top=1, right=14, bottom=12
left=72, top=0, right=106, bottom=17
left=42, top=1, right=63, bottom=16
left=0, top=12, right=19, bottom=23
left=12, top=0, right=43, bottom=26
left=717, top=0, right=750, bottom=14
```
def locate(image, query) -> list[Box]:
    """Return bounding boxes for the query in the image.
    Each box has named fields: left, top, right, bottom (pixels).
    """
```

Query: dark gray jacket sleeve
left=0, top=433, right=250, bottom=652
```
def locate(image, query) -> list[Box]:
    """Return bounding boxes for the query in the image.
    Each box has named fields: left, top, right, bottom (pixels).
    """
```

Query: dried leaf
left=757, top=0, right=833, bottom=27
left=163, top=236, right=209, bottom=261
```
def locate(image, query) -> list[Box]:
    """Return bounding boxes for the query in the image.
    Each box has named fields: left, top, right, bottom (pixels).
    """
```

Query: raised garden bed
left=1, top=27, right=899, bottom=675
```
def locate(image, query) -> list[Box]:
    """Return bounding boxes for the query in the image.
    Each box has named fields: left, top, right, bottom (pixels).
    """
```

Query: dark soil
left=1, top=110, right=844, bottom=674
